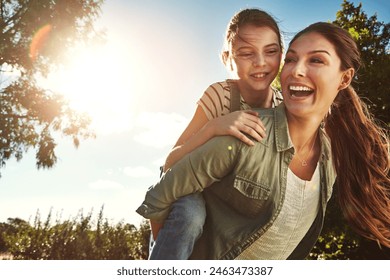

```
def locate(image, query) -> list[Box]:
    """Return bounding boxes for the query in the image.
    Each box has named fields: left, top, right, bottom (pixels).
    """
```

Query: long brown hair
left=290, top=22, right=390, bottom=248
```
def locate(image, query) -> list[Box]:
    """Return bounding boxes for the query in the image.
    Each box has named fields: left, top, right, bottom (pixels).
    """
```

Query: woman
left=137, top=22, right=390, bottom=259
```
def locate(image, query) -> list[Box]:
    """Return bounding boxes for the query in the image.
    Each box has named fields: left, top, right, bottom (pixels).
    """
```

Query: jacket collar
left=274, top=103, right=293, bottom=152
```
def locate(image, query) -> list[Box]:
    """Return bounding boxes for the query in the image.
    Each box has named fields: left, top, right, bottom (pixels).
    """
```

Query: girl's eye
left=238, top=52, right=253, bottom=57
left=235, top=52, right=255, bottom=59
left=266, top=49, right=278, bottom=55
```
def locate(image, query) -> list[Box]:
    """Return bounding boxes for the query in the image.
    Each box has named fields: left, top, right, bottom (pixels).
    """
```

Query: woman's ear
left=338, top=68, right=355, bottom=90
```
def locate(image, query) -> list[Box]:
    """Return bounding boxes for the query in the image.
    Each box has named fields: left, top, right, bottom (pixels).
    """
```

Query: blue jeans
left=148, top=192, right=206, bottom=260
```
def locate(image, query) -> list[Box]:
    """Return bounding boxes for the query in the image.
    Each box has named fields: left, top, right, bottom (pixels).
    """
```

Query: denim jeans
left=148, top=192, right=206, bottom=260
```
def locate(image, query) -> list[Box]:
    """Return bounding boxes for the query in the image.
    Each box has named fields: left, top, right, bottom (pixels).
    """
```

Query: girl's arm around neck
left=163, top=106, right=266, bottom=171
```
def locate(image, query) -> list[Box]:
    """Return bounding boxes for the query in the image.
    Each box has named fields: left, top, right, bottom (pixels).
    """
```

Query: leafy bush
left=0, top=207, right=150, bottom=260
left=1, top=204, right=389, bottom=260
left=308, top=196, right=390, bottom=260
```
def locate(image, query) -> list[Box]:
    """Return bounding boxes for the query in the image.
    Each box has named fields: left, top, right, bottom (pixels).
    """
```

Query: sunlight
left=42, top=41, right=138, bottom=134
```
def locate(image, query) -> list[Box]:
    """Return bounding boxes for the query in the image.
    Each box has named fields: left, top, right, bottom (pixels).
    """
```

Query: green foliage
left=333, top=0, right=390, bottom=124
left=309, top=193, right=390, bottom=260
left=0, top=0, right=104, bottom=174
left=0, top=207, right=151, bottom=260
left=308, top=196, right=360, bottom=259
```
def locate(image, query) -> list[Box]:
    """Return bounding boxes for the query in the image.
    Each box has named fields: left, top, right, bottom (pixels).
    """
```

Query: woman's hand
left=204, top=110, right=266, bottom=146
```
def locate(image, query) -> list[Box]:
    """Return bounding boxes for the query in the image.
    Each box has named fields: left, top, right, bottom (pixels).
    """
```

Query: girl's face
left=230, top=25, right=282, bottom=94
left=280, top=32, right=352, bottom=120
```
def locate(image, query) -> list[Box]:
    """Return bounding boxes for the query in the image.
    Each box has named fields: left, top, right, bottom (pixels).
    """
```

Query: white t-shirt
left=236, top=164, right=321, bottom=260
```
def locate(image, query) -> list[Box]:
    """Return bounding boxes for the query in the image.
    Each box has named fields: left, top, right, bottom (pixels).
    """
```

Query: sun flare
left=43, top=42, right=138, bottom=134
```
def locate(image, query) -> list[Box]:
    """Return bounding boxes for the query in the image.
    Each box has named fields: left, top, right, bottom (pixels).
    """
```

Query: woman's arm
left=137, top=135, right=241, bottom=223
left=151, top=105, right=265, bottom=239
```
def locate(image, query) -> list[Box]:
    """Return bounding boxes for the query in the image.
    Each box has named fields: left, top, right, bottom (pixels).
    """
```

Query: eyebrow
left=287, top=49, right=331, bottom=56
left=236, top=43, right=280, bottom=51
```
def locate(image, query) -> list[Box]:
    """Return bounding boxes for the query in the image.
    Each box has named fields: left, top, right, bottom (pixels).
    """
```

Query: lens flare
left=30, top=24, right=52, bottom=61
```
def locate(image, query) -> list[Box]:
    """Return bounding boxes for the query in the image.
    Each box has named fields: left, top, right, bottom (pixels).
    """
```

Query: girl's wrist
left=202, top=119, right=217, bottom=138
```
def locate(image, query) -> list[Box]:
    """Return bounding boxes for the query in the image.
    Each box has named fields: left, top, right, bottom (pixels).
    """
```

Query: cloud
left=133, top=112, right=188, bottom=148
left=152, top=157, right=166, bottom=167
left=88, top=180, right=125, bottom=190
left=123, top=166, right=154, bottom=178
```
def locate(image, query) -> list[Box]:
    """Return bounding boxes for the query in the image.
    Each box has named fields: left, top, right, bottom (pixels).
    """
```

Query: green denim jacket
left=136, top=104, right=336, bottom=259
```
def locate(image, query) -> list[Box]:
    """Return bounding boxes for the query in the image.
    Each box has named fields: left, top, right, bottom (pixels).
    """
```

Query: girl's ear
left=221, top=50, right=235, bottom=71
left=338, top=68, right=355, bottom=90
left=221, top=51, right=229, bottom=65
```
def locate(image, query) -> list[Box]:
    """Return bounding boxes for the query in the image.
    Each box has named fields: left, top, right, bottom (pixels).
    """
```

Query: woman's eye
left=310, top=57, right=324, bottom=64
left=284, top=57, right=295, bottom=63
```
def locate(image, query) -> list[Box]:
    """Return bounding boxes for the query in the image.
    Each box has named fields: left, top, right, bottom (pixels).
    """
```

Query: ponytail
left=325, top=86, right=390, bottom=248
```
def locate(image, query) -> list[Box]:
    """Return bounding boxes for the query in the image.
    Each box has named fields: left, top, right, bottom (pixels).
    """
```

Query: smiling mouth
left=251, top=73, right=266, bottom=79
left=289, top=85, right=314, bottom=97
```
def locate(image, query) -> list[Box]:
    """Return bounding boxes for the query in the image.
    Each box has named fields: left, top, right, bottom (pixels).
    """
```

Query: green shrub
left=0, top=206, right=150, bottom=260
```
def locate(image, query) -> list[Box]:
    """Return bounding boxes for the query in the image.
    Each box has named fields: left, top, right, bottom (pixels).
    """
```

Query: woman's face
left=230, top=25, right=282, bottom=94
left=280, top=32, right=351, bottom=120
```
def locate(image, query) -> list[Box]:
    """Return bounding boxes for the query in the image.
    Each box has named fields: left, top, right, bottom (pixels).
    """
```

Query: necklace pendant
left=301, top=160, right=308, bottom=167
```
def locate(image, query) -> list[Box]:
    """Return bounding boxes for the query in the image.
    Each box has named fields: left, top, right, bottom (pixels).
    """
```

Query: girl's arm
left=163, top=105, right=266, bottom=171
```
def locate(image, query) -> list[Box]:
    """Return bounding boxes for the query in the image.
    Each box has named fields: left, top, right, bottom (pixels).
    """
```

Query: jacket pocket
left=212, top=175, right=271, bottom=218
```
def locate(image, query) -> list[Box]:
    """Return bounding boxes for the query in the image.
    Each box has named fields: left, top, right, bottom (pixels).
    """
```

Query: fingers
left=243, top=111, right=266, bottom=132
left=239, top=112, right=267, bottom=140
left=227, top=122, right=265, bottom=146
left=244, top=110, right=259, bottom=117
left=228, top=128, right=255, bottom=146
left=212, top=111, right=267, bottom=145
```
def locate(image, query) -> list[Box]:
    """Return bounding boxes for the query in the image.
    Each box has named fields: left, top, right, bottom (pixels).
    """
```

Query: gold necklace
left=295, top=136, right=317, bottom=167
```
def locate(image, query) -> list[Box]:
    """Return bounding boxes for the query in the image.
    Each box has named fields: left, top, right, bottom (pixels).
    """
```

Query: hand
left=150, top=220, right=163, bottom=240
left=205, top=110, right=266, bottom=146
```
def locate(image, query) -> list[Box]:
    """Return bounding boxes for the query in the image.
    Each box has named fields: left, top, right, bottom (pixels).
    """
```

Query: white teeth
left=289, top=85, right=312, bottom=91
left=253, top=73, right=265, bottom=78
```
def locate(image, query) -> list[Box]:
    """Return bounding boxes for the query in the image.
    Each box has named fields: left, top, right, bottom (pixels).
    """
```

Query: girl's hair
left=221, top=8, right=283, bottom=67
left=290, top=22, right=390, bottom=248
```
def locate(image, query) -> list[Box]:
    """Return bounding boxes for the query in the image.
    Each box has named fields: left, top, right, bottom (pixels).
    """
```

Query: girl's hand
left=205, top=110, right=266, bottom=146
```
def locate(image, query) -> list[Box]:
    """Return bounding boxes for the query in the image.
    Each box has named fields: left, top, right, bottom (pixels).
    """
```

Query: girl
left=149, top=8, right=284, bottom=259
left=138, top=22, right=390, bottom=259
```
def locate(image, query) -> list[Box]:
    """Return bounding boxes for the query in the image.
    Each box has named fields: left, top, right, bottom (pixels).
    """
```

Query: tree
left=333, top=0, right=390, bottom=125
left=0, top=0, right=104, bottom=175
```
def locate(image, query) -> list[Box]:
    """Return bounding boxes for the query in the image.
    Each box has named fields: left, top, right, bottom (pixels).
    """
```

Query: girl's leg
left=148, top=192, right=206, bottom=259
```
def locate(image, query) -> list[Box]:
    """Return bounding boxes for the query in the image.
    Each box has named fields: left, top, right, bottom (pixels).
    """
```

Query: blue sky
left=0, top=0, right=388, bottom=227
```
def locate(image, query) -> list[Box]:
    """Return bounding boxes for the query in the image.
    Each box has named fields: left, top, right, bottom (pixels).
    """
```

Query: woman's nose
left=291, top=61, right=306, bottom=77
